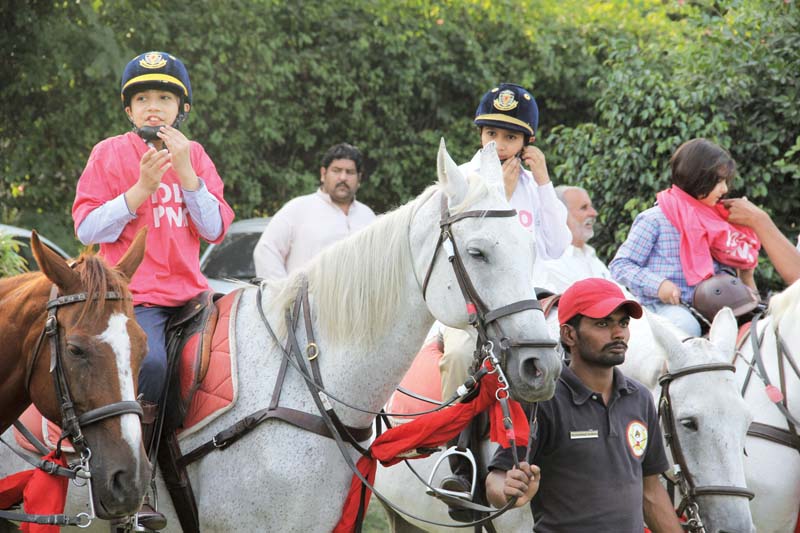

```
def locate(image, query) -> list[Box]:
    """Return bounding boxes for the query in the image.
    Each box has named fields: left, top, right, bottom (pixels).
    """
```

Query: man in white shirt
left=253, top=143, right=376, bottom=279
left=533, top=185, right=617, bottom=293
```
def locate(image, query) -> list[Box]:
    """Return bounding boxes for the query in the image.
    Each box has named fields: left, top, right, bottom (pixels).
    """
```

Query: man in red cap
left=485, top=278, right=682, bottom=532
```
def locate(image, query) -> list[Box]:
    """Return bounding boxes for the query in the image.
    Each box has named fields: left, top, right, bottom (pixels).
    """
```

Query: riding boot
left=137, top=401, right=167, bottom=531
left=438, top=427, right=475, bottom=523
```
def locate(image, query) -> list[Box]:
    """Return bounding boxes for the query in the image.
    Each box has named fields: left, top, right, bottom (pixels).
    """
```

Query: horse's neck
left=740, top=312, right=800, bottom=426
left=310, top=275, right=433, bottom=428
left=0, top=282, right=47, bottom=430
left=620, top=313, right=665, bottom=389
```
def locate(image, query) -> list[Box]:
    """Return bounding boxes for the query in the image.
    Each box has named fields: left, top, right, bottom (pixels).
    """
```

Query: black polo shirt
left=489, top=362, right=669, bottom=533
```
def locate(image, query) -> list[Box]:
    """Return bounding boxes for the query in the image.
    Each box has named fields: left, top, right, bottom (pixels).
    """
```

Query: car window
left=201, top=233, right=262, bottom=281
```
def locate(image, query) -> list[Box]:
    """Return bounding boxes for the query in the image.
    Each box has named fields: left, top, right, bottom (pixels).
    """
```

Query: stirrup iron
left=425, top=446, right=477, bottom=500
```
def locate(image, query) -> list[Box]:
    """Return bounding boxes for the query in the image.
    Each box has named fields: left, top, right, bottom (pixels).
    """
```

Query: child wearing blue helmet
left=437, top=84, right=571, bottom=520
left=461, top=82, right=571, bottom=260
left=72, top=51, right=234, bottom=530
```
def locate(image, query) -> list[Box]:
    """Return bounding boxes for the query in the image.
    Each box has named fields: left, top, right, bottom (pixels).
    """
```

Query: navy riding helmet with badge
left=474, top=83, right=539, bottom=143
left=120, top=51, right=192, bottom=141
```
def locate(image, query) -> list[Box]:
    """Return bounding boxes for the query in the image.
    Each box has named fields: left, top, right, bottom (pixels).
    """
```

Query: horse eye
left=67, top=344, right=85, bottom=358
left=467, top=248, right=486, bottom=261
left=679, top=417, right=698, bottom=431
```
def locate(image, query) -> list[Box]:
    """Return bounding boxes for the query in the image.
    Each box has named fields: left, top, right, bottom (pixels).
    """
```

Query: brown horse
left=0, top=229, right=149, bottom=519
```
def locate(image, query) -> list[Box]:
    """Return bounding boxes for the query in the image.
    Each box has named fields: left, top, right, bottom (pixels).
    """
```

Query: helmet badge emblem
left=139, top=52, right=168, bottom=69
left=493, top=89, right=518, bottom=111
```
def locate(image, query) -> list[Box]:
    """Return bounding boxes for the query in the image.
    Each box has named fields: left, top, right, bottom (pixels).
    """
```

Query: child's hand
left=501, top=157, right=521, bottom=201
left=158, top=125, right=199, bottom=190
left=657, top=279, right=681, bottom=305
left=138, top=147, right=171, bottom=194
left=521, top=145, right=551, bottom=186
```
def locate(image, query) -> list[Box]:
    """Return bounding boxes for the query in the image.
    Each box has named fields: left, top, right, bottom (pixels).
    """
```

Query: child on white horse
left=436, top=82, right=570, bottom=520
left=72, top=51, right=235, bottom=529
left=610, top=138, right=761, bottom=337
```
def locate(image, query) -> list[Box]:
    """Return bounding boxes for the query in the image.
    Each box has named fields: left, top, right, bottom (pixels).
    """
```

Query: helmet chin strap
left=131, top=102, right=188, bottom=144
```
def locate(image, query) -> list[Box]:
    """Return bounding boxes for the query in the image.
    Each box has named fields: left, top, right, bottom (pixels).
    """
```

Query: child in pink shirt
left=72, top=52, right=234, bottom=528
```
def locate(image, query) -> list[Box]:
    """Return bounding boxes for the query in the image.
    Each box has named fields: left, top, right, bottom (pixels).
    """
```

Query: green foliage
left=548, top=0, right=800, bottom=291
left=0, top=0, right=630, bottom=243
left=0, top=233, right=28, bottom=277
left=1, top=0, right=797, bottom=292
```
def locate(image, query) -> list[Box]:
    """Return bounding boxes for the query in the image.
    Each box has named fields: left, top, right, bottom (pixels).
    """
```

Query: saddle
left=155, top=288, right=243, bottom=533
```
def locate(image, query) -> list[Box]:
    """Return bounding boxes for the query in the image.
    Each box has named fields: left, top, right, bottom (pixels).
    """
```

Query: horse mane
left=768, top=277, right=800, bottom=327
left=71, top=250, right=131, bottom=321
left=267, top=173, right=498, bottom=348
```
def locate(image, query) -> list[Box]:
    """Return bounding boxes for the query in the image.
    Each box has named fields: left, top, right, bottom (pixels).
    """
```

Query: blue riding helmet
left=120, top=51, right=192, bottom=131
left=474, top=83, right=538, bottom=138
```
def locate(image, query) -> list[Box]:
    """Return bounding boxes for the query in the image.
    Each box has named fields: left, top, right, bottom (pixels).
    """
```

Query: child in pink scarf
left=610, top=138, right=760, bottom=336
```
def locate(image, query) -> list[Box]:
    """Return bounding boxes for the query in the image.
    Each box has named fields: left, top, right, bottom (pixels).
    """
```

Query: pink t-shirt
left=73, top=132, right=234, bottom=307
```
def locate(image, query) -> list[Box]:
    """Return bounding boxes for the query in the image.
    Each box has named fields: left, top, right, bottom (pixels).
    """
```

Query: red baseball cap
left=558, top=278, right=643, bottom=326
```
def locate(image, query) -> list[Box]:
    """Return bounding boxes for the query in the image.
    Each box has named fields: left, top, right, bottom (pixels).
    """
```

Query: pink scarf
left=657, top=186, right=761, bottom=286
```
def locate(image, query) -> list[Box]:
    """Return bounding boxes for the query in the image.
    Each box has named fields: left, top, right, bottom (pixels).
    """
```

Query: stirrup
left=425, top=446, right=477, bottom=501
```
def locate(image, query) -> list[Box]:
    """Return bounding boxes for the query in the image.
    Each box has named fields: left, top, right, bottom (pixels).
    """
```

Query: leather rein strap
left=658, top=361, right=754, bottom=530
left=739, top=312, right=800, bottom=453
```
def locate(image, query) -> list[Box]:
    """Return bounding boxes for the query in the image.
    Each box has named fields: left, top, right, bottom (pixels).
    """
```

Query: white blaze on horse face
left=98, top=313, right=142, bottom=461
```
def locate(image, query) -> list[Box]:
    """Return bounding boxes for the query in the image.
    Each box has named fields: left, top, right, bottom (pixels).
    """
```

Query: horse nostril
left=110, top=469, right=129, bottom=499
left=520, top=356, right=542, bottom=382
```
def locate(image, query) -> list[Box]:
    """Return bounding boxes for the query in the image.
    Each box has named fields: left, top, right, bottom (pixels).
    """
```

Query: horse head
left=411, top=139, right=560, bottom=403
left=26, top=228, right=150, bottom=519
left=650, top=308, right=755, bottom=533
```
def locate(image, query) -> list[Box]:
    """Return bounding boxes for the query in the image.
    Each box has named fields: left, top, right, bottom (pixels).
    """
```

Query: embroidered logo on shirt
left=569, top=430, right=599, bottom=440
left=626, top=420, right=648, bottom=458
left=493, top=90, right=518, bottom=111
left=139, top=52, right=168, bottom=69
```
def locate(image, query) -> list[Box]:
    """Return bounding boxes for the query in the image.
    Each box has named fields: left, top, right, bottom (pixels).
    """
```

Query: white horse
left=376, top=308, right=755, bottom=533
left=730, top=280, right=800, bottom=533
left=15, top=140, right=560, bottom=533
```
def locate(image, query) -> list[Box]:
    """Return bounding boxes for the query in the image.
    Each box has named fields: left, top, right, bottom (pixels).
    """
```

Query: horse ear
left=115, top=227, right=147, bottom=281
left=479, top=141, right=504, bottom=194
left=648, top=312, right=690, bottom=371
left=437, top=138, right=468, bottom=207
left=708, top=307, right=737, bottom=358
left=31, top=231, right=80, bottom=292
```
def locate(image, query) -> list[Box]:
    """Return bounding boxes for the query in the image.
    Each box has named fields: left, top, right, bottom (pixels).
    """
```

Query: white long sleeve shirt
left=253, top=190, right=376, bottom=280
left=460, top=150, right=571, bottom=261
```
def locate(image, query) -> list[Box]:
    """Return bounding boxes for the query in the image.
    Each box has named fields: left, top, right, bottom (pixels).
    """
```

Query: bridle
left=658, top=359, right=754, bottom=532
left=421, top=194, right=558, bottom=366
left=3, top=284, right=145, bottom=527
left=26, top=285, right=145, bottom=456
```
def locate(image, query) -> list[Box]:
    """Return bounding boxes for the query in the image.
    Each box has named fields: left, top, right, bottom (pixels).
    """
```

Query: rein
left=737, top=312, right=800, bottom=452
left=658, top=360, right=754, bottom=532
left=180, top=189, right=556, bottom=530
left=1, top=284, right=142, bottom=529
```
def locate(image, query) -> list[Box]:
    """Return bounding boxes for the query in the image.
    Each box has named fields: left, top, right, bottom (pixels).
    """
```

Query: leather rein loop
left=658, top=360, right=754, bottom=531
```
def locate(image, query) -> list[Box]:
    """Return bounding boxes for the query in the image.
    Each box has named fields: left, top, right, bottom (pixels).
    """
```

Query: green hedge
left=2, top=0, right=797, bottom=292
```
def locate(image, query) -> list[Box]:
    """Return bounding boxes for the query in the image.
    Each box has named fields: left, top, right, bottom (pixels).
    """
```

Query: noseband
left=658, top=360, right=754, bottom=531
left=421, top=194, right=557, bottom=364
left=26, top=285, right=143, bottom=458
